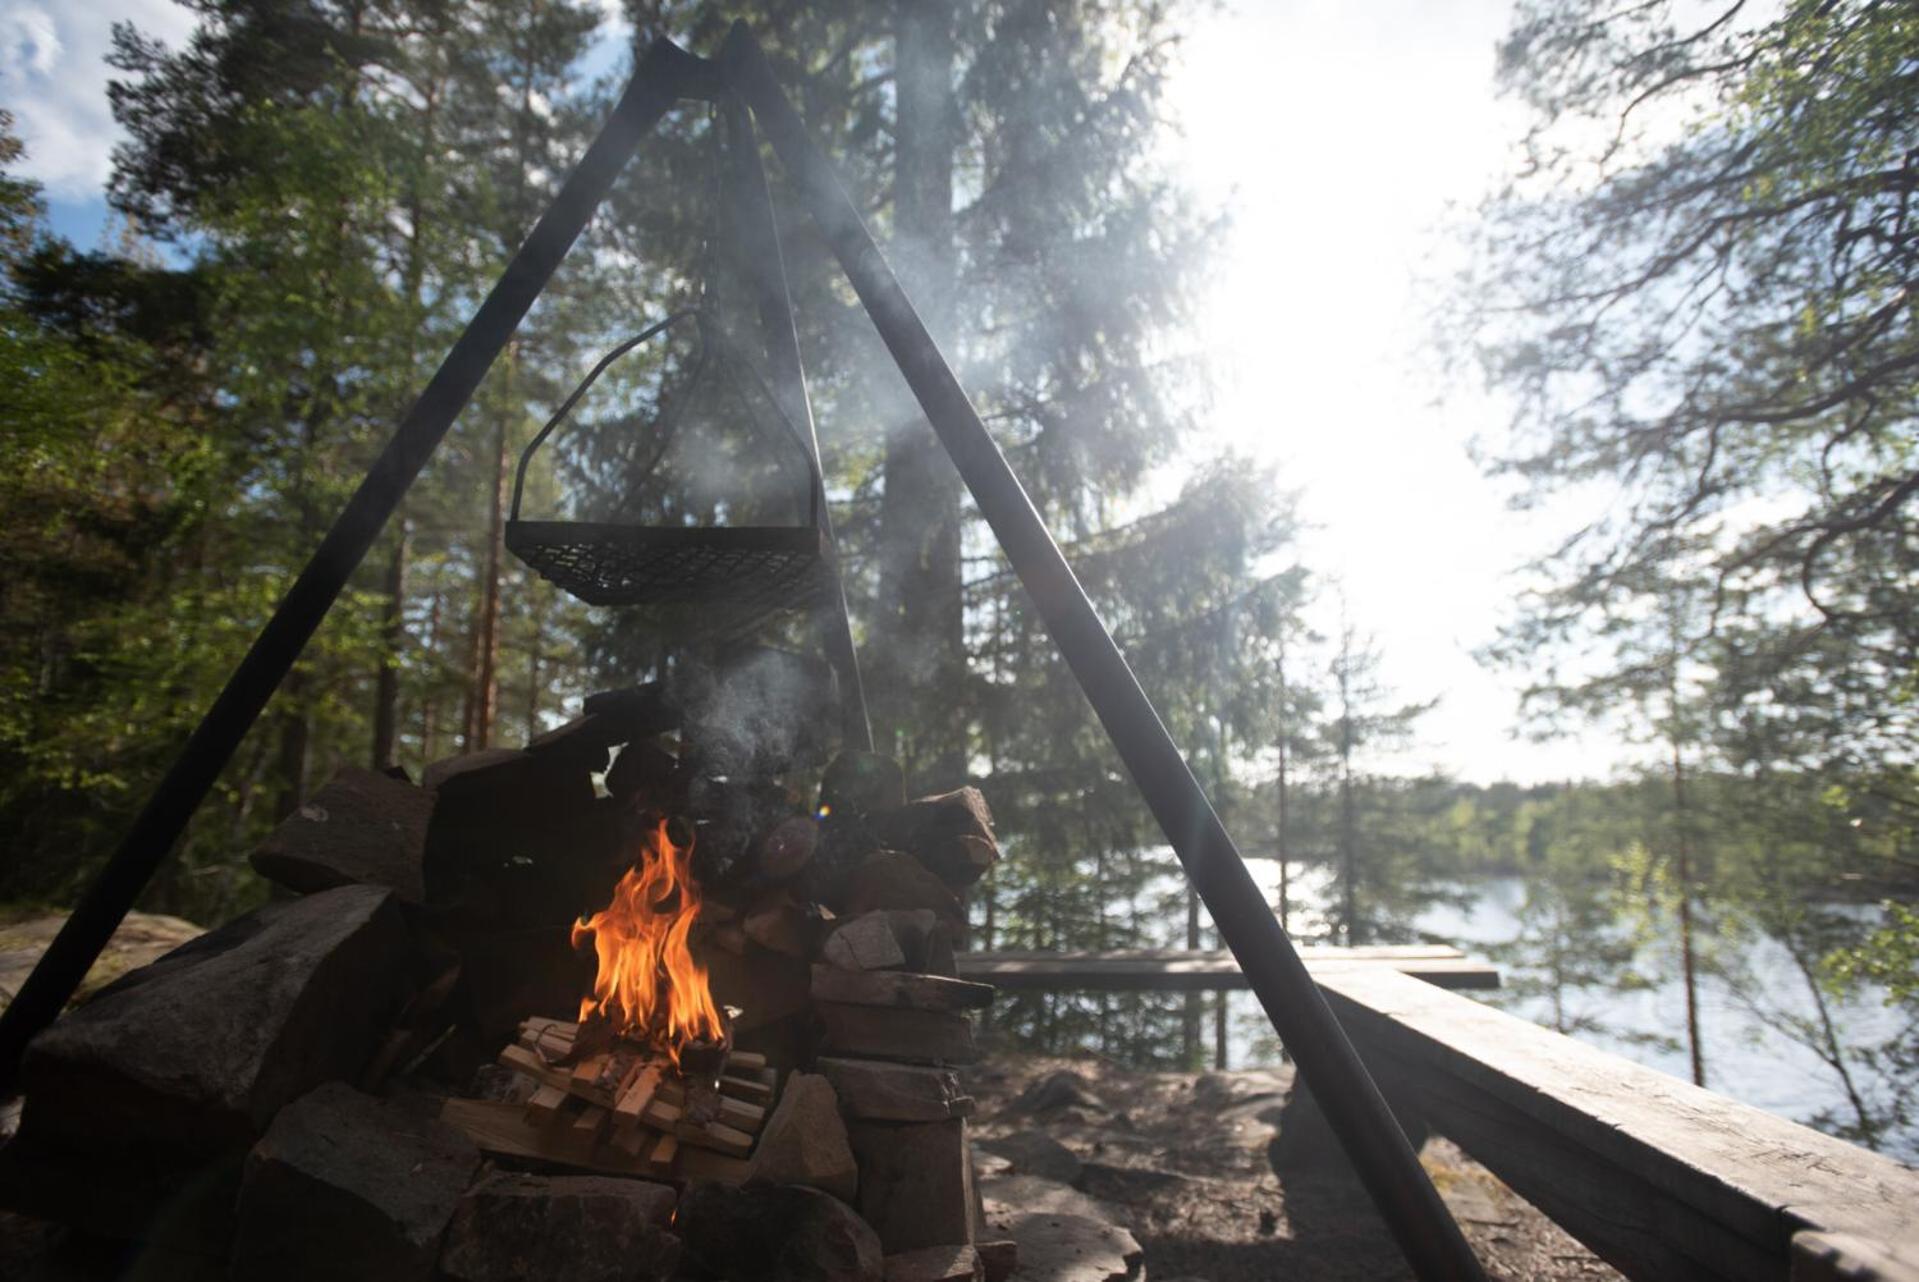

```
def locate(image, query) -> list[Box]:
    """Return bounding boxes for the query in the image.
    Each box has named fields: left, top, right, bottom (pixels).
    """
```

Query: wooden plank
left=570, top=1104, right=609, bottom=1142
left=571, top=1052, right=612, bottom=1095
left=956, top=947, right=1499, bottom=991
left=499, top=1044, right=574, bottom=1091
left=640, top=1098, right=755, bottom=1158
left=1312, top=965, right=1919, bottom=1282
left=659, top=1081, right=767, bottom=1134
left=726, top=1051, right=768, bottom=1072
left=524, top=1083, right=567, bottom=1124
left=675, top=1143, right=752, bottom=1184
left=614, top=1061, right=666, bottom=1131
left=648, top=1132, right=679, bottom=1177
left=609, top=1121, right=655, bottom=1158
left=719, top=1072, right=773, bottom=1103
left=498, top=1044, right=617, bottom=1108
left=438, top=1098, right=674, bottom=1183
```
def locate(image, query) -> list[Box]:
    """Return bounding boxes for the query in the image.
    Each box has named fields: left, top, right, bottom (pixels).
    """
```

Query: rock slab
left=811, top=965, right=994, bottom=1013
left=250, top=766, right=433, bottom=902
left=749, top=1072, right=859, bottom=1201
left=870, top=789, right=999, bottom=889
left=816, top=1058, right=975, bottom=1122
left=991, top=1213, right=1140, bottom=1282
left=847, top=1118, right=977, bottom=1253
left=232, top=1082, right=480, bottom=1282
left=884, top=1244, right=983, bottom=1282
left=978, top=1132, right=1082, bottom=1186
left=439, top=1172, right=679, bottom=1282
left=20, top=884, right=411, bottom=1153
left=677, top=1181, right=883, bottom=1282
left=817, top=1001, right=978, bottom=1065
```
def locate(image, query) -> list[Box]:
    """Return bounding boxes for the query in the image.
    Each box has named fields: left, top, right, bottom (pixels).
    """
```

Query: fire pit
left=0, top=652, right=1009, bottom=1281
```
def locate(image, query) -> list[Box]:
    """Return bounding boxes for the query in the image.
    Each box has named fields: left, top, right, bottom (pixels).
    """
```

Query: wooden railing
left=961, top=947, right=1919, bottom=1282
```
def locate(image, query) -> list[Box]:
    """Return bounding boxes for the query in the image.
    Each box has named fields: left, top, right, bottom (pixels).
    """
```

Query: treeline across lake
left=980, top=772, right=1919, bottom=1157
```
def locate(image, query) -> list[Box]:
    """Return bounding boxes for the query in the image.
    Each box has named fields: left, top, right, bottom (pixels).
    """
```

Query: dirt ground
left=964, top=1053, right=1620, bottom=1282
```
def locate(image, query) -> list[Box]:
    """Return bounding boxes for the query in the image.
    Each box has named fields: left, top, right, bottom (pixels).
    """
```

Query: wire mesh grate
left=507, top=520, right=832, bottom=632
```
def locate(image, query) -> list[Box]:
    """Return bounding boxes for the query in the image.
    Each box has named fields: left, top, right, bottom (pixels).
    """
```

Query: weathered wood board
left=957, top=946, right=1500, bottom=991
left=1312, top=965, right=1919, bottom=1282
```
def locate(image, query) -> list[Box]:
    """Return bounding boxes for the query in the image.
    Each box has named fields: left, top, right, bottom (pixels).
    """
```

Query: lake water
left=1197, top=859, right=1915, bottom=1162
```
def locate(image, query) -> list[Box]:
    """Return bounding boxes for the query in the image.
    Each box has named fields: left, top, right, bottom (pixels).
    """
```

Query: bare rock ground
left=964, top=1054, right=1619, bottom=1282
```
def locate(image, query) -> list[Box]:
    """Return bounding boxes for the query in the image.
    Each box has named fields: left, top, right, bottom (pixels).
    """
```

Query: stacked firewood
left=439, top=1018, right=777, bottom=1183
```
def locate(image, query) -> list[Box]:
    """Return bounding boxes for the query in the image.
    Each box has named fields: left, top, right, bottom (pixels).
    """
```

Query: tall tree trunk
left=1670, top=729, right=1706, bottom=1087
left=1337, top=641, right=1359, bottom=946
left=1275, top=633, right=1291, bottom=934
left=371, top=520, right=408, bottom=769
left=1212, top=717, right=1229, bottom=1068
left=1183, top=880, right=1201, bottom=1064
left=274, top=670, right=311, bottom=822
left=524, top=581, right=546, bottom=742
left=878, top=0, right=966, bottom=791
left=467, top=367, right=513, bottom=752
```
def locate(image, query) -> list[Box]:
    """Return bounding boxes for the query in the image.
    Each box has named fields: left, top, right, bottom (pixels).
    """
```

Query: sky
left=0, top=0, right=1623, bottom=785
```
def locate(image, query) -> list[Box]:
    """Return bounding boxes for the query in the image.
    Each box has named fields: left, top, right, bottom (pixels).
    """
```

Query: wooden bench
left=957, top=945, right=1500, bottom=991
left=1315, top=965, right=1919, bottom=1282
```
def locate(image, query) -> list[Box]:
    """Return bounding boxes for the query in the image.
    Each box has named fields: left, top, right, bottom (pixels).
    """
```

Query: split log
left=440, top=1098, right=662, bottom=1179
left=614, top=1062, right=666, bottom=1131
left=639, top=1098, right=754, bottom=1158
left=658, top=1081, right=767, bottom=1135
left=524, top=1085, right=567, bottom=1124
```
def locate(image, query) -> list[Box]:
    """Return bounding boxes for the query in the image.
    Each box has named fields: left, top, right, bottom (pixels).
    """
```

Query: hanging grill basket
left=506, top=311, right=834, bottom=628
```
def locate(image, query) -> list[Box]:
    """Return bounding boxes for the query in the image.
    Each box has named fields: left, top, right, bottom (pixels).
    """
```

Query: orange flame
left=571, top=818, right=724, bottom=1068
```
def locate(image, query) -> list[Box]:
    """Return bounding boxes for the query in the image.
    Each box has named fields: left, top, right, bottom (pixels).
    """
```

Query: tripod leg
left=0, top=39, right=710, bottom=1091
left=720, top=96, right=873, bottom=752
left=716, top=21, right=1485, bottom=1282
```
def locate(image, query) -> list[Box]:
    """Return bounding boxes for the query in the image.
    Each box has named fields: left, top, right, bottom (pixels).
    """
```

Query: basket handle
left=508, top=310, right=822, bottom=527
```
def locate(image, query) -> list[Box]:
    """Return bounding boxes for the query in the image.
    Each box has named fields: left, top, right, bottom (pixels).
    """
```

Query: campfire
left=571, top=817, right=727, bottom=1072
left=467, top=814, right=771, bottom=1177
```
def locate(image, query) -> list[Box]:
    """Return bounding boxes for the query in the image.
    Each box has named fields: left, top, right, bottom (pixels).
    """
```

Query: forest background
left=1, top=1, right=1913, bottom=1156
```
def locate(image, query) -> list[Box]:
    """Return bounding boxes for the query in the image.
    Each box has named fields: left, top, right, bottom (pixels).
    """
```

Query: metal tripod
left=0, top=26, right=1484, bottom=1282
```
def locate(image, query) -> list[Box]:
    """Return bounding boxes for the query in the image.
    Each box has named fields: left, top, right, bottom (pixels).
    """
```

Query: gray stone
left=232, top=1082, right=479, bottom=1282
left=816, top=1058, right=975, bottom=1123
left=823, top=912, right=910, bottom=971
left=421, top=747, right=523, bottom=792
left=251, top=766, right=433, bottom=903
left=812, top=965, right=994, bottom=1013
left=678, top=1181, right=883, bottom=1282
left=884, top=1244, right=983, bottom=1282
left=990, top=1212, right=1140, bottom=1282
left=978, top=1132, right=1081, bottom=1186
left=978, top=1176, right=1116, bottom=1227
left=20, top=885, right=411, bottom=1153
left=1006, top=1071, right=1106, bottom=1117
left=870, top=789, right=999, bottom=889
left=817, top=1002, right=978, bottom=1065
left=842, top=853, right=964, bottom=930
left=976, top=1239, right=1018, bottom=1282
left=439, top=1172, right=679, bottom=1282
left=846, top=1118, right=976, bottom=1254
left=750, top=1072, right=858, bottom=1201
